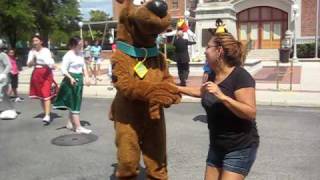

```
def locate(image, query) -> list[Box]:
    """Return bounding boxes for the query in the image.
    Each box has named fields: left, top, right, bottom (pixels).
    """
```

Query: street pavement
left=1, top=97, right=320, bottom=180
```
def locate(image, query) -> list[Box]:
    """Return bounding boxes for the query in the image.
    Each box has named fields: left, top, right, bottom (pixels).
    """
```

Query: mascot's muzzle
left=146, top=0, right=168, bottom=18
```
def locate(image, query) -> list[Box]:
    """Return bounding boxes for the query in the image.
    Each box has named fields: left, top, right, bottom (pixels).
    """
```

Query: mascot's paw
left=149, top=104, right=161, bottom=120
left=147, top=82, right=179, bottom=103
left=172, top=93, right=182, bottom=104
left=149, top=94, right=174, bottom=107
left=0, top=110, right=17, bottom=120
left=148, top=82, right=181, bottom=106
left=154, top=82, right=179, bottom=94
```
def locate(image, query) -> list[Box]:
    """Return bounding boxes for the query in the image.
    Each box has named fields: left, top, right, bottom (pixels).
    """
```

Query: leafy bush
left=166, top=44, right=176, bottom=61
left=52, top=50, right=68, bottom=63
left=296, top=43, right=320, bottom=58
left=160, top=44, right=176, bottom=61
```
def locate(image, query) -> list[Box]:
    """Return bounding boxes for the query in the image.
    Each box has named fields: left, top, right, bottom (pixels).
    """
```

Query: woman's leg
left=97, top=64, right=101, bottom=78
left=85, top=59, right=92, bottom=78
left=42, top=99, right=51, bottom=122
left=220, top=170, right=244, bottom=180
left=66, top=112, right=74, bottom=130
left=12, top=88, right=18, bottom=97
left=204, top=166, right=221, bottom=180
left=41, top=100, right=45, bottom=112
left=71, top=113, right=81, bottom=129
left=93, top=63, right=97, bottom=83
left=71, top=112, right=91, bottom=134
left=44, top=99, right=51, bottom=116
left=12, top=74, right=18, bottom=97
left=7, top=86, right=12, bottom=97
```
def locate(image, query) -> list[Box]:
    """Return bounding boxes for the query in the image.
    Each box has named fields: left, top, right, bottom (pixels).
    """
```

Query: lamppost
left=292, top=3, right=299, bottom=61
left=78, top=21, right=84, bottom=40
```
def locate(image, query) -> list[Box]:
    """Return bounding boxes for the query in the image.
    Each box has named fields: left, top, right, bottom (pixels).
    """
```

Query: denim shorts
left=206, top=145, right=258, bottom=176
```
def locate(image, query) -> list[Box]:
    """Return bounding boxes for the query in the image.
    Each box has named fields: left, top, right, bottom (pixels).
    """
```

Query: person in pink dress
left=7, top=49, right=24, bottom=102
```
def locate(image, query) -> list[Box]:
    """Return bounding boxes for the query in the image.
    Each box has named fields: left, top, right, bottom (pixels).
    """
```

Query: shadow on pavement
left=109, top=163, right=146, bottom=180
left=56, top=120, right=92, bottom=130
left=193, top=114, right=207, bottom=123
left=33, top=112, right=62, bottom=120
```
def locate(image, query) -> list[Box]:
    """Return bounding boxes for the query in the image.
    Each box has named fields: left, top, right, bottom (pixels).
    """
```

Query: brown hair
left=31, top=35, right=43, bottom=42
left=211, top=33, right=246, bottom=66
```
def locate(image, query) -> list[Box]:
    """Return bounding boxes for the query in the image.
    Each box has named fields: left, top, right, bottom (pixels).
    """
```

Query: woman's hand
left=85, top=77, right=91, bottom=86
left=70, top=77, right=77, bottom=86
left=27, top=60, right=35, bottom=67
left=173, top=83, right=202, bottom=98
left=51, top=64, right=58, bottom=70
left=203, top=81, right=227, bottom=101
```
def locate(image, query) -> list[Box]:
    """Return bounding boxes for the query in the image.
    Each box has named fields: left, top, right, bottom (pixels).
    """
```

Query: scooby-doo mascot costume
left=110, top=0, right=181, bottom=179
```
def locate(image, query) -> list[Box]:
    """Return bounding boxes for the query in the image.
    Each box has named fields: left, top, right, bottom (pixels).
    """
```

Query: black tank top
left=202, top=66, right=259, bottom=152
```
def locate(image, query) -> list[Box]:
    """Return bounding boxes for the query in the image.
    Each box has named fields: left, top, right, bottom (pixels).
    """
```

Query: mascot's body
left=110, top=0, right=181, bottom=179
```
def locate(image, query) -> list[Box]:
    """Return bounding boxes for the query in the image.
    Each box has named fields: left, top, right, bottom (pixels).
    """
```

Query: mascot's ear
left=116, top=0, right=130, bottom=4
left=116, top=0, right=125, bottom=3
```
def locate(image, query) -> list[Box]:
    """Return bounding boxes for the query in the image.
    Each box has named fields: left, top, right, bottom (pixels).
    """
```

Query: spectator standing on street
left=177, top=32, right=259, bottom=180
left=83, top=40, right=93, bottom=78
left=173, top=30, right=196, bottom=86
left=90, top=39, right=102, bottom=84
left=53, top=36, right=92, bottom=134
left=0, top=39, right=17, bottom=119
left=27, top=35, right=56, bottom=124
left=202, top=61, right=213, bottom=83
left=108, top=43, right=117, bottom=80
left=7, top=49, right=24, bottom=102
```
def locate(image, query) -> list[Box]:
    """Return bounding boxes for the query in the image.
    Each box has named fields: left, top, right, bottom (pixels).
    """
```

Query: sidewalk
left=17, top=60, right=320, bottom=107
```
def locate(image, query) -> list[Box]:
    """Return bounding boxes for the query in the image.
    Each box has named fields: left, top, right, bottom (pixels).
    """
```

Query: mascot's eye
left=133, top=0, right=145, bottom=5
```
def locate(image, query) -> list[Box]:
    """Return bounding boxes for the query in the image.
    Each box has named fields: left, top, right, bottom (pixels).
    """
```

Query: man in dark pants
left=173, top=31, right=196, bottom=86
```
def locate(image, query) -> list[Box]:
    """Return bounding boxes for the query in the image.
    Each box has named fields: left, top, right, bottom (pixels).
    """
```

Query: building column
left=194, top=2, right=237, bottom=60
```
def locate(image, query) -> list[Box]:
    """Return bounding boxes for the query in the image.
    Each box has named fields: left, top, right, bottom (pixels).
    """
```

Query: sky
left=79, top=0, right=113, bottom=20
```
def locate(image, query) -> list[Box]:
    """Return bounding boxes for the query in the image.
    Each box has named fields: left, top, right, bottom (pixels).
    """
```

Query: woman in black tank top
left=176, top=32, right=259, bottom=179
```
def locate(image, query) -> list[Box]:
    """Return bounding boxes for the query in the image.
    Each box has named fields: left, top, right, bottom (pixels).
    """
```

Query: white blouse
left=61, top=50, right=86, bottom=75
left=27, top=47, right=55, bottom=67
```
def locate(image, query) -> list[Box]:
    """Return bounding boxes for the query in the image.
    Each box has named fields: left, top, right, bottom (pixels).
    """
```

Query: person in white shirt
left=53, top=36, right=92, bottom=134
left=90, top=40, right=102, bottom=84
left=83, top=40, right=93, bottom=77
left=27, top=35, right=56, bottom=124
left=0, top=39, right=17, bottom=119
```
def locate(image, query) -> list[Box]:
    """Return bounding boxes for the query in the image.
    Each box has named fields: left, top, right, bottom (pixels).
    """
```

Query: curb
left=17, top=84, right=320, bottom=107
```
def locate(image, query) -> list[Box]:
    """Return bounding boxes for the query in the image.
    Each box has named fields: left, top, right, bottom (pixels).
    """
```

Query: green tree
left=0, top=0, right=81, bottom=48
left=30, top=0, right=81, bottom=45
left=0, top=0, right=35, bottom=47
left=89, top=10, right=110, bottom=22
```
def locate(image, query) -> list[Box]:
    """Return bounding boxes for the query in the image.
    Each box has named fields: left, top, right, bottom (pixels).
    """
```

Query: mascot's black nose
left=146, top=0, right=168, bottom=18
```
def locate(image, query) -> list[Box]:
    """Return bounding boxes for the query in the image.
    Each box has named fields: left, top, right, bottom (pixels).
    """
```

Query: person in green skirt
left=53, top=36, right=92, bottom=134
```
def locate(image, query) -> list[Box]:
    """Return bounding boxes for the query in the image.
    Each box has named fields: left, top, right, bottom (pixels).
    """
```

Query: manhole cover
left=51, top=134, right=98, bottom=146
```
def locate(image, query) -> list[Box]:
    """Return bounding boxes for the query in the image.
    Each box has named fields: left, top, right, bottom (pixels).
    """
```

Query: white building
left=194, top=0, right=319, bottom=57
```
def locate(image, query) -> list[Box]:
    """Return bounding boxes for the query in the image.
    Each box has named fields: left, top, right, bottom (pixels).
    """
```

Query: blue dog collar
left=116, top=41, right=159, bottom=58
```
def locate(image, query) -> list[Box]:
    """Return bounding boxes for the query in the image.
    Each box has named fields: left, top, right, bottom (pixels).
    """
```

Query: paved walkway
left=1, top=100, right=320, bottom=180
left=17, top=59, right=320, bottom=107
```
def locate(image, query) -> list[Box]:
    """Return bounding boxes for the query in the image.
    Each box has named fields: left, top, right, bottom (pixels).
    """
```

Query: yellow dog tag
left=134, top=61, right=148, bottom=79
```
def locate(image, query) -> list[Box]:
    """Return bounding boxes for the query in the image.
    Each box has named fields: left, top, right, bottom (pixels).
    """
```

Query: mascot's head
left=115, top=0, right=171, bottom=48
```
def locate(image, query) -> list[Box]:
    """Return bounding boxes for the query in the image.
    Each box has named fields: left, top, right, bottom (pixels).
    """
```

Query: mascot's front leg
left=115, top=112, right=168, bottom=180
